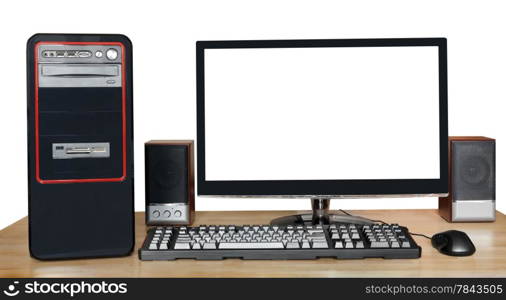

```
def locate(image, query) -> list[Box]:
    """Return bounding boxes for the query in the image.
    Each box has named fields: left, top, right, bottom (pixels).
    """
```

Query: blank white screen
left=204, top=46, right=440, bottom=180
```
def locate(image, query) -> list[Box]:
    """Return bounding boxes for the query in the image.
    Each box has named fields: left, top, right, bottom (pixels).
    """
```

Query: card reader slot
left=53, top=143, right=110, bottom=159
left=65, top=146, right=107, bottom=155
left=66, top=147, right=92, bottom=154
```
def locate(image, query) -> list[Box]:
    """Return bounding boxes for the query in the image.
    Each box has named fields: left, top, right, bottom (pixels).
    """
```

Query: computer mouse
left=431, top=230, right=475, bottom=256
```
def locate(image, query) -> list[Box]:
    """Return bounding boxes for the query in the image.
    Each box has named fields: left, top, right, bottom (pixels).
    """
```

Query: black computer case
left=27, top=33, right=134, bottom=259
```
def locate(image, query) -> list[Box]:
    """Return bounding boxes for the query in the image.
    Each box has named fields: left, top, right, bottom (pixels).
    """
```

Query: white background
left=0, top=0, right=504, bottom=229
left=205, top=47, right=440, bottom=180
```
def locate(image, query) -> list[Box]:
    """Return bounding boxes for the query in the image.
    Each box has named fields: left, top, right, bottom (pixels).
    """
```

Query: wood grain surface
left=1, top=210, right=505, bottom=278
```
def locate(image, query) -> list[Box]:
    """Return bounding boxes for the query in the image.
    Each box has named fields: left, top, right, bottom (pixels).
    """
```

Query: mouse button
left=449, top=236, right=475, bottom=253
left=431, top=234, right=448, bottom=249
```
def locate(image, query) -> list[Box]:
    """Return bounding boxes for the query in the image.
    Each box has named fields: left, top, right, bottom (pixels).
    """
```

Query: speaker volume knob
left=174, top=210, right=182, bottom=218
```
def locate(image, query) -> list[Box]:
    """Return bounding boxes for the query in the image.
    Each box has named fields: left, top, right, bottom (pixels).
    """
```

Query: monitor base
left=270, top=198, right=376, bottom=226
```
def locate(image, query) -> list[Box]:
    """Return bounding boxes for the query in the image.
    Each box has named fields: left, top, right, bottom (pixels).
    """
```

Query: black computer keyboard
left=139, top=223, right=421, bottom=260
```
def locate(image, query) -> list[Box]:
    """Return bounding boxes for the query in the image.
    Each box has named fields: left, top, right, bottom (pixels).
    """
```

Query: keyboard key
left=203, top=243, right=217, bottom=249
left=174, top=243, right=190, bottom=250
left=219, top=242, right=284, bottom=249
left=286, top=242, right=300, bottom=249
left=312, top=242, right=328, bottom=249
left=370, top=241, right=390, bottom=248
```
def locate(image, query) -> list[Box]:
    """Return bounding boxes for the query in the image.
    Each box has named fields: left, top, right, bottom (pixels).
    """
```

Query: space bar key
left=219, top=242, right=285, bottom=249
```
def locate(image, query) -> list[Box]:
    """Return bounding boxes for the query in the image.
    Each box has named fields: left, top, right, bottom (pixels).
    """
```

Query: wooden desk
left=1, top=210, right=505, bottom=278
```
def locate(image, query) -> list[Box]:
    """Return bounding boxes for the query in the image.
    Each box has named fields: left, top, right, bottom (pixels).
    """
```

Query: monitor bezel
left=196, top=38, right=448, bottom=196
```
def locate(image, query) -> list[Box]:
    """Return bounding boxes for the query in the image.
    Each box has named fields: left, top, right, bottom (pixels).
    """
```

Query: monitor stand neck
left=311, top=198, right=331, bottom=224
left=270, top=198, right=376, bottom=226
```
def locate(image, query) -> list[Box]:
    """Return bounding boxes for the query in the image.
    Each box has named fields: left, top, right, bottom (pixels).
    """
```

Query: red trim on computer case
left=34, top=41, right=127, bottom=184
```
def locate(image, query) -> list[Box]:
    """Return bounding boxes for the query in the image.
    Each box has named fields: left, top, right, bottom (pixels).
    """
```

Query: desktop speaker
left=27, top=34, right=134, bottom=259
left=145, top=140, right=195, bottom=225
left=439, top=136, right=495, bottom=222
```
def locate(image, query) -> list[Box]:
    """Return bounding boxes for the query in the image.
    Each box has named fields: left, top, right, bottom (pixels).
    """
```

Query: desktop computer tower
left=27, top=34, right=134, bottom=259
left=145, top=141, right=195, bottom=225
left=439, top=137, right=495, bottom=222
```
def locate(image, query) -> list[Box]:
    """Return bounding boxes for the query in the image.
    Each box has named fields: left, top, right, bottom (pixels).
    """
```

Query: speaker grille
left=452, top=140, right=495, bottom=200
left=146, top=145, right=188, bottom=204
left=153, top=159, right=183, bottom=190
